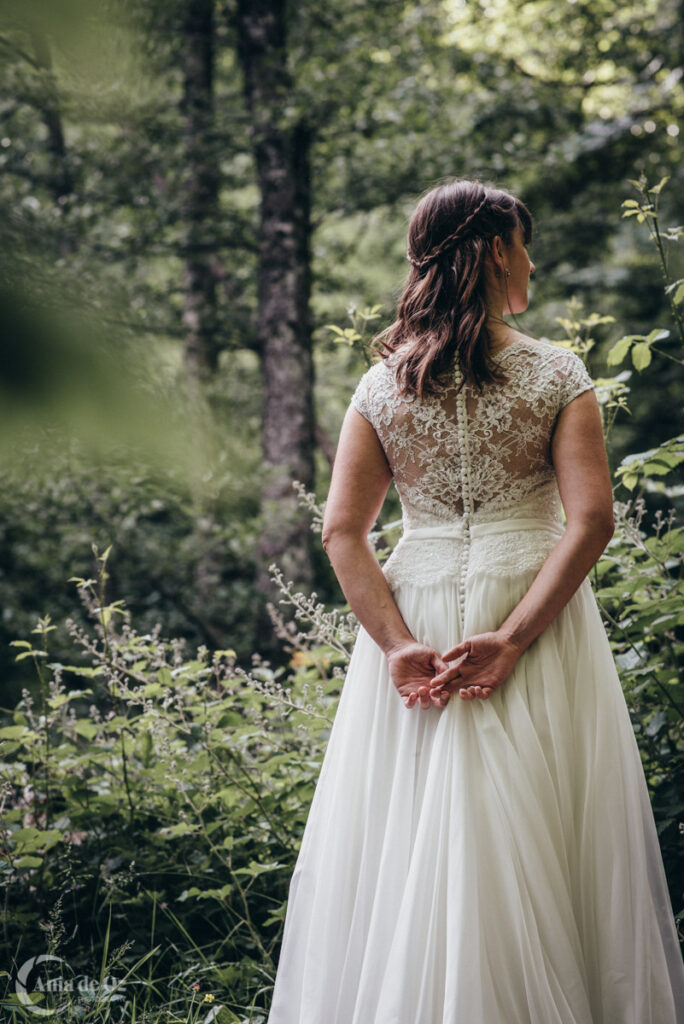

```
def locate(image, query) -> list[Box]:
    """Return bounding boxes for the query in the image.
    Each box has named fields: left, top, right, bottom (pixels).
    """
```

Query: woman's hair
left=374, top=179, right=533, bottom=396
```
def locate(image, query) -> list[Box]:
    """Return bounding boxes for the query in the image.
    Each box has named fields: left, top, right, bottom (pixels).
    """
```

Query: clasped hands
left=386, top=633, right=522, bottom=709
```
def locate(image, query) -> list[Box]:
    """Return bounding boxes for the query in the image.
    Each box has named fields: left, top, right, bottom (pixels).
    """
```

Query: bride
left=267, top=179, right=684, bottom=1023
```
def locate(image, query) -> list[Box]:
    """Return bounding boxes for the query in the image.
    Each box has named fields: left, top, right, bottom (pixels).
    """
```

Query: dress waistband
left=400, top=516, right=564, bottom=544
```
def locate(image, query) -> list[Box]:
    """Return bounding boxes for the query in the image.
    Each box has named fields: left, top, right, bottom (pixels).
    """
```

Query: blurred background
left=1, top=0, right=682, bottom=688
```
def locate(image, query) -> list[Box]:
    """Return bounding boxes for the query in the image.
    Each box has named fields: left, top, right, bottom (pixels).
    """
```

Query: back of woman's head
left=375, top=179, right=532, bottom=395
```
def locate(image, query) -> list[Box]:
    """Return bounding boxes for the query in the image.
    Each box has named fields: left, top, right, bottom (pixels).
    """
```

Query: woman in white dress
left=267, top=180, right=684, bottom=1023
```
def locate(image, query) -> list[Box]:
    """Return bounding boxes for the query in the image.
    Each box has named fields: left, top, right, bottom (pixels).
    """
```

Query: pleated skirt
left=267, top=568, right=684, bottom=1023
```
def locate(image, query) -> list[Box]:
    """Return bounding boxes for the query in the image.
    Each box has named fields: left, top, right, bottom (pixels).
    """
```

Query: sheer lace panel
left=349, top=339, right=595, bottom=586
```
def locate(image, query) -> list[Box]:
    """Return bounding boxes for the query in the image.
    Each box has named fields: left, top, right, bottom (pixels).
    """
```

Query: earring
left=504, top=268, right=511, bottom=278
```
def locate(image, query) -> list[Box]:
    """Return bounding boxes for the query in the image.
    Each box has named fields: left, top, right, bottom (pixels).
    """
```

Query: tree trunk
left=235, top=0, right=316, bottom=599
left=180, top=0, right=220, bottom=382
left=28, top=27, right=76, bottom=258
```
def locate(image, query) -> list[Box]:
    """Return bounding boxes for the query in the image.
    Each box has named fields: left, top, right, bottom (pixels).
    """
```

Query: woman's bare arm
left=322, top=406, right=453, bottom=708
left=497, top=388, right=614, bottom=651
left=321, top=406, right=413, bottom=656
left=436, top=388, right=614, bottom=697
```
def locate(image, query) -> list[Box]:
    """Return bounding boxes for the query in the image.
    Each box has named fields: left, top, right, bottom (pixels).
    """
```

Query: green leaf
left=142, top=683, right=163, bottom=697
left=606, top=336, right=633, bottom=365
left=631, top=342, right=652, bottom=371
left=648, top=176, right=670, bottom=195
left=644, top=328, right=670, bottom=344
left=12, top=827, right=63, bottom=853
left=14, top=650, right=41, bottom=662
left=645, top=708, right=668, bottom=736
left=233, top=859, right=283, bottom=878
left=0, top=725, right=27, bottom=739
left=74, top=720, right=98, bottom=740
left=156, top=668, right=172, bottom=687
left=156, top=823, right=201, bottom=839
left=15, top=855, right=43, bottom=868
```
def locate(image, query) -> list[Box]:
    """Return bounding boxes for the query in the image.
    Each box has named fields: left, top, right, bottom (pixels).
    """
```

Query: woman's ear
left=489, top=235, right=506, bottom=278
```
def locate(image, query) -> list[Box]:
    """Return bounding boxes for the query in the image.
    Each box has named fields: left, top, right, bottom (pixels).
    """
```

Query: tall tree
left=27, top=25, right=76, bottom=260
left=235, top=0, right=316, bottom=594
left=180, top=0, right=221, bottom=381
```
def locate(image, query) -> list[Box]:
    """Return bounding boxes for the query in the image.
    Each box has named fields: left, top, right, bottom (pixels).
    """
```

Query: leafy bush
left=0, top=545, right=353, bottom=1020
left=0, top=432, right=261, bottom=705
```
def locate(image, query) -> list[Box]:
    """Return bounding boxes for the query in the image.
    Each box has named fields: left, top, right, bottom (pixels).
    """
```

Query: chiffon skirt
left=267, top=568, right=684, bottom=1023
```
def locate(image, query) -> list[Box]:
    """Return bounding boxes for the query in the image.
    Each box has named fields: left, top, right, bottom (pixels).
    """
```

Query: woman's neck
left=485, top=314, right=521, bottom=352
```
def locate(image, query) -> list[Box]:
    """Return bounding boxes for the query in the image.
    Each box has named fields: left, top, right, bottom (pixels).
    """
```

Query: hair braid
left=407, top=193, right=489, bottom=270
left=374, top=178, right=533, bottom=396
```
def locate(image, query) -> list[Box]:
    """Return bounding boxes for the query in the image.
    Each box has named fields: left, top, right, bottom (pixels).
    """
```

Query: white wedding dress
left=267, top=338, right=684, bottom=1024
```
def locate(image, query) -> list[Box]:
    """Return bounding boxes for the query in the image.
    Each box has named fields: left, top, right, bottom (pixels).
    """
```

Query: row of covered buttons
left=455, top=367, right=472, bottom=621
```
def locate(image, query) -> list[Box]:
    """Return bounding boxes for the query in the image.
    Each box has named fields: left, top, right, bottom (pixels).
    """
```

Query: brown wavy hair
left=374, top=179, right=533, bottom=396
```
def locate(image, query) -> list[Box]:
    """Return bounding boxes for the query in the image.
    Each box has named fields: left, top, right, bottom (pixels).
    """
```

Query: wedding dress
left=267, top=338, right=684, bottom=1024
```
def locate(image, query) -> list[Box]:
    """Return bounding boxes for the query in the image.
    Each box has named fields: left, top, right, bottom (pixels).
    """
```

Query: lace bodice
left=349, top=338, right=595, bottom=588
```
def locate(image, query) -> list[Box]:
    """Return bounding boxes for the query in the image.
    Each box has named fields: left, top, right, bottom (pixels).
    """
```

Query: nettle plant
left=0, top=542, right=359, bottom=1021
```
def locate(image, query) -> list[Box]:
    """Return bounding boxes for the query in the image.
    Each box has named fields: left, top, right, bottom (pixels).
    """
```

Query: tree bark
left=28, top=27, right=76, bottom=258
left=180, top=0, right=220, bottom=381
left=235, top=0, right=316, bottom=597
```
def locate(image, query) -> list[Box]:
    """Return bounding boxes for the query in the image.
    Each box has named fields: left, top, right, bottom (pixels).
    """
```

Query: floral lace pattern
left=350, top=339, right=595, bottom=588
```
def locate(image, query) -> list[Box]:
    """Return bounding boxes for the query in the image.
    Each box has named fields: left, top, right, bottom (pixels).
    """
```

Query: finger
left=458, top=687, right=475, bottom=700
left=429, top=651, right=450, bottom=675
left=430, top=651, right=466, bottom=684
left=441, top=639, right=471, bottom=662
left=430, top=654, right=469, bottom=688
left=441, top=681, right=461, bottom=698
left=453, top=662, right=483, bottom=684
left=430, top=686, right=448, bottom=706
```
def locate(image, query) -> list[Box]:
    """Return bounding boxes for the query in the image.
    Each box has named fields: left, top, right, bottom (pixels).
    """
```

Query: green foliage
left=0, top=431, right=261, bottom=702
left=593, top=499, right=684, bottom=909
left=0, top=547, right=345, bottom=1019
left=615, top=435, right=684, bottom=492
left=324, top=305, right=383, bottom=365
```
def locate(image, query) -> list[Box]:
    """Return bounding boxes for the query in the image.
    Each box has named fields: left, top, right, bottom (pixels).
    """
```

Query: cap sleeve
left=557, top=350, right=595, bottom=411
left=349, top=368, right=374, bottom=424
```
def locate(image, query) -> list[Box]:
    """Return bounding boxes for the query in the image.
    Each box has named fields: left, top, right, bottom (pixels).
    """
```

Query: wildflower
left=290, top=650, right=313, bottom=669
left=191, top=983, right=200, bottom=992
left=203, top=993, right=215, bottom=1003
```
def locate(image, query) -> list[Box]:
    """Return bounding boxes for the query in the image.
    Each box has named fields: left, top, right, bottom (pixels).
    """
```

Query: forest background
left=1, top=0, right=683, bottom=1021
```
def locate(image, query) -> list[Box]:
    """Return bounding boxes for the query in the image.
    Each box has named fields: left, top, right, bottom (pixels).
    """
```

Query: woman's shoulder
left=500, top=335, right=595, bottom=408
left=501, top=334, right=589, bottom=371
left=349, top=357, right=397, bottom=423
left=498, top=333, right=571, bottom=360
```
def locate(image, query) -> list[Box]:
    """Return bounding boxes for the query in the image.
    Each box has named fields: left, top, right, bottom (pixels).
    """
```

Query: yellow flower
left=203, top=993, right=215, bottom=1003
left=290, top=650, right=313, bottom=668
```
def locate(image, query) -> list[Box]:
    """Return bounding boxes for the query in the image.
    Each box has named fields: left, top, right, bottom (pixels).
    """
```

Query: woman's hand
left=431, top=632, right=522, bottom=701
left=386, top=642, right=460, bottom=709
